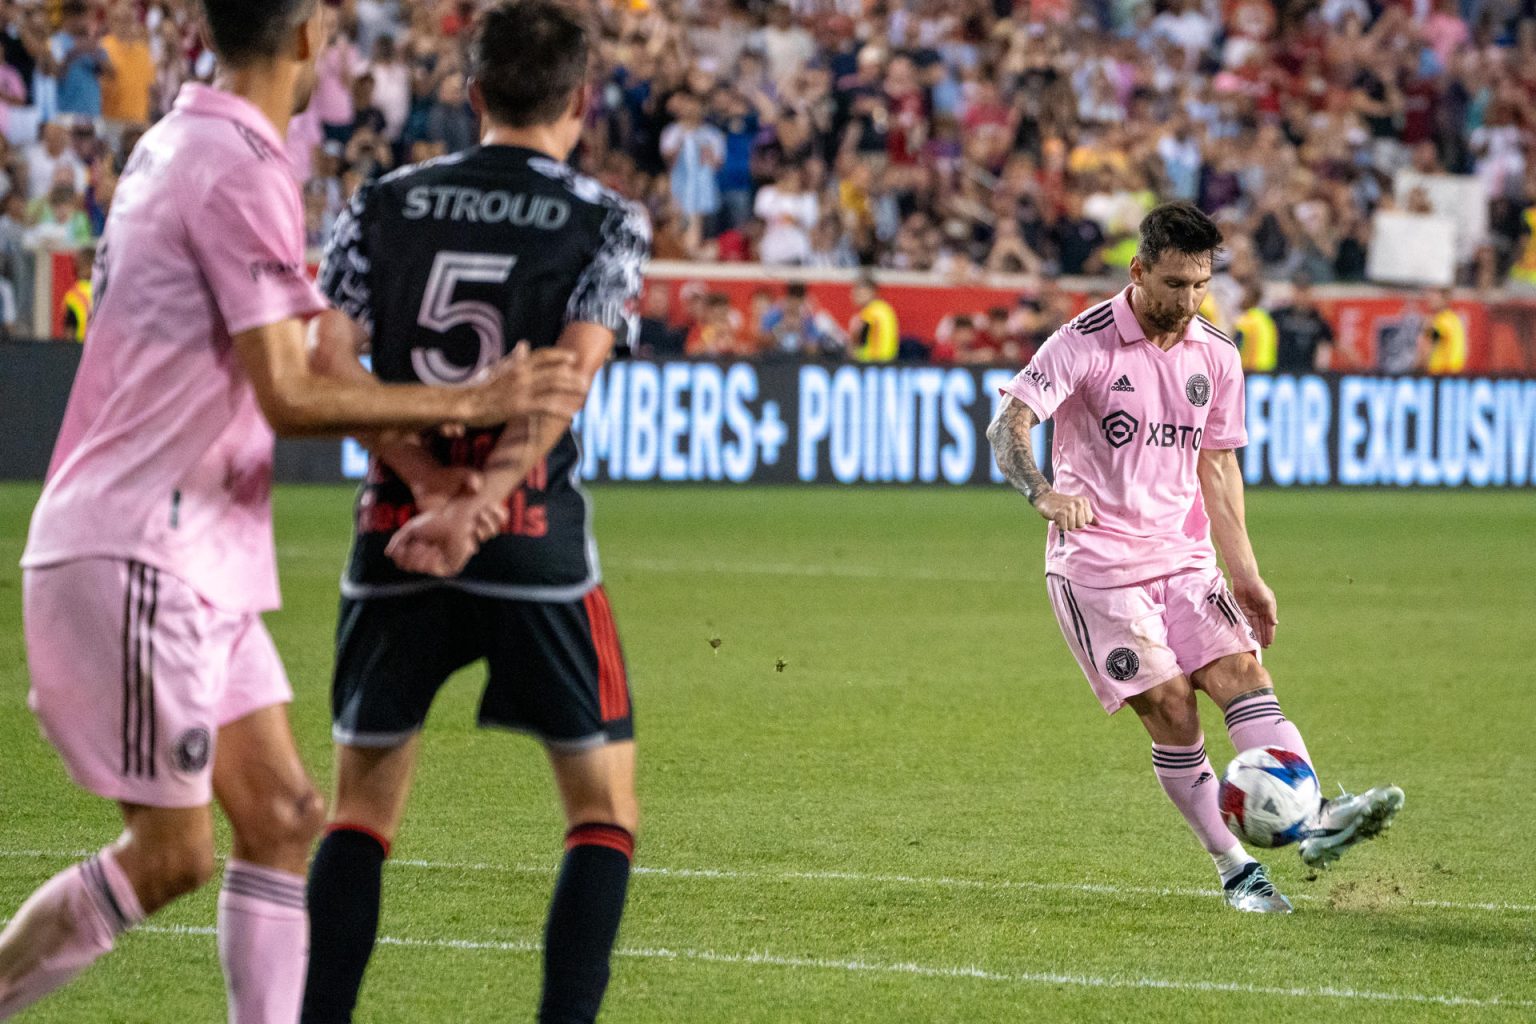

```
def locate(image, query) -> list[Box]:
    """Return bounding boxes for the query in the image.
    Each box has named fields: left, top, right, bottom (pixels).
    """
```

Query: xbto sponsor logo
left=1144, top=423, right=1204, bottom=449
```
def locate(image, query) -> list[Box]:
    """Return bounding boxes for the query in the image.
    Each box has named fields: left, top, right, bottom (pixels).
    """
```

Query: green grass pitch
left=1, top=482, right=1532, bottom=1023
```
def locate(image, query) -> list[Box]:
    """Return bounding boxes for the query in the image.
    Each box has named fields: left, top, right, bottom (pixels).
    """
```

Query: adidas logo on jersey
left=1110, top=375, right=1135, bottom=392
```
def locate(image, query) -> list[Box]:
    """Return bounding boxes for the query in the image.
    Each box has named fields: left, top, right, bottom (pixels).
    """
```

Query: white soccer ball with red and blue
left=1218, top=747, right=1320, bottom=848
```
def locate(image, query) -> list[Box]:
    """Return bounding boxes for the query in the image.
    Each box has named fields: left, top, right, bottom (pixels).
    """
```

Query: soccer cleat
left=1223, top=862, right=1293, bottom=913
left=1298, top=785, right=1405, bottom=867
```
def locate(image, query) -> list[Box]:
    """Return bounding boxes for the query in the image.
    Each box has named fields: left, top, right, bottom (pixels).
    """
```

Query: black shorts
left=331, top=585, right=633, bottom=750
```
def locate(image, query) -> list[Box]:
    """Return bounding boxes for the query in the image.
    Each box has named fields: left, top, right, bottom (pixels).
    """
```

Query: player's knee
left=1214, top=655, right=1272, bottom=706
left=135, top=838, right=217, bottom=904
left=236, top=783, right=326, bottom=856
left=1134, top=679, right=1196, bottom=725
left=566, top=792, right=639, bottom=837
left=271, top=785, right=327, bottom=849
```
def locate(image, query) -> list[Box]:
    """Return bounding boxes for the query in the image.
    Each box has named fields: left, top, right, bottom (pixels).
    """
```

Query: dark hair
left=197, top=0, right=317, bottom=66
left=471, top=0, right=591, bottom=128
left=1135, top=202, right=1224, bottom=268
left=787, top=282, right=808, bottom=298
left=952, top=315, right=974, bottom=330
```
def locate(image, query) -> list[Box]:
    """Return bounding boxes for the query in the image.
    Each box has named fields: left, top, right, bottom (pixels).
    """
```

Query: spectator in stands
left=849, top=274, right=898, bottom=363
left=0, top=0, right=46, bottom=147
left=367, top=35, right=411, bottom=145
left=51, top=1, right=112, bottom=122
left=1051, top=193, right=1107, bottom=276
left=27, top=182, right=92, bottom=248
left=660, top=90, right=724, bottom=255
left=754, top=165, right=818, bottom=266
left=686, top=291, right=744, bottom=356
left=1233, top=282, right=1278, bottom=373
left=0, top=189, right=24, bottom=335
left=636, top=286, right=687, bottom=358
left=0, top=38, right=30, bottom=148
left=1416, top=288, right=1468, bottom=374
left=24, top=121, right=85, bottom=202
left=1271, top=273, right=1337, bottom=372
left=762, top=281, right=842, bottom=358
left=100, top=3, right=153, bottom=141
left=424, top=73, right=474, bottom=154
left=313, top=8, right=359, bottom=144
left=709, top=84, right=760, bottom=232
left=59, top=245, right=90, bottom=341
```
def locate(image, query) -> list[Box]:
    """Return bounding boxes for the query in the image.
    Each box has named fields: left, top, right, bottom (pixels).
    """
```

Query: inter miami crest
left=1105, top=647, right=1140, bottom=681
left=1186, top=373, right=1212, bottom=407
left=1100, top=411, right=1139, bottom=449
left=172, top=728, right=212, bottom=773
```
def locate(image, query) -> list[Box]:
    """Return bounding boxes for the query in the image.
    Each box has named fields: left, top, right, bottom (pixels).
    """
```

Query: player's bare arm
left=235, top=313, right=588, bottom=436
left=306, top=309, right=500, bottom=531
left=1197, top=447, right=1277, bottom=647
left=388, top=322, right=615, bottom=578
left=987, top=394, right=1095, bottom=531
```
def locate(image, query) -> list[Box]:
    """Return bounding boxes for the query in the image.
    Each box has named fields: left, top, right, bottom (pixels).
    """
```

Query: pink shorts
left=23, top=559, right=292, bottom=808
left=1046, top=567, right=1259, bottom=714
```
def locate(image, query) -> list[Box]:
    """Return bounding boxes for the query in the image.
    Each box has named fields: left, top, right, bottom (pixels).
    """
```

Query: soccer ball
left=1218, top=747, right=1320, bottom=848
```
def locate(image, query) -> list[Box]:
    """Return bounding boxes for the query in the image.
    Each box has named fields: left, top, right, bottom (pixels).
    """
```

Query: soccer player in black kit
left=299, top=3, right=648, bottom=1022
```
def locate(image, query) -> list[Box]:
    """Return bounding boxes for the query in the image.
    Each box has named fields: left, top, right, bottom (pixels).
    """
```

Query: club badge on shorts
left=1105, top=647, right=1140, bottom=681
left=172, top=728, right=212, bottom=773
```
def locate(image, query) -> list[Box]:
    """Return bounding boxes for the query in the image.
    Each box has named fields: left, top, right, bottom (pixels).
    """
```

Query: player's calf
left=541, top=743, right=638, bottom=1024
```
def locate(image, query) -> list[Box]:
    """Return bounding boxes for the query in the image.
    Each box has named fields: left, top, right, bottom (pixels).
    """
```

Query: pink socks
left=1152, top=738, right=1251, bottom=873
left=217, top=860, right=308, bottom=1024
left=0, top=847, right=144, bottom=1019
left=1223, top=689, right=1314, bottom=769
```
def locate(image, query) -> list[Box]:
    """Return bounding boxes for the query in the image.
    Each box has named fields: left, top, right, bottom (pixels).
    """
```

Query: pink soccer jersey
left=22, top=84, right=326, bottom=612
left=1001, top=286, right=1248, bottom=588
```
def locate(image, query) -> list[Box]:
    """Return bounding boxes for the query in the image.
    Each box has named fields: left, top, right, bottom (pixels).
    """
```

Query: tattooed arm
left=987, top=395, right=1095, bottom=531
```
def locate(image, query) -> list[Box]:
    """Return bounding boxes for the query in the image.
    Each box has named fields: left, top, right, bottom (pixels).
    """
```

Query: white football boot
left=1299, top=785, right=1405, bottom=867
left=1223, top=862, right=1293, bottom=913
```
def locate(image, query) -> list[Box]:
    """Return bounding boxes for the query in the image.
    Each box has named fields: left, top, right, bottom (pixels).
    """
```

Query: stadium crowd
left=1, top=0, right=1534, bottom=358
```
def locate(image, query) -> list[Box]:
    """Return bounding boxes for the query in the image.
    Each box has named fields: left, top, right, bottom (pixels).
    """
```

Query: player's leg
left=1190, top=652, right=1312, bottom=767
left=1174, top=570, right=1404, bottom=867
left=3, top=559, right=225, bottom=1015
left=480, top=587, right=636, bottom=1024
left=302, top=590, right=469, bottom=1024
left=1194, top=652, right=1404, bottom=867
left=1044, top=575, right=1279, bottom=907
left=0, top=804, right=212, bottom=1018
left=300, top=738, right=421, bottom=1024
left=212, top=696, right=326, bottom=1024
left=543, top=741, right=638, bottom=1024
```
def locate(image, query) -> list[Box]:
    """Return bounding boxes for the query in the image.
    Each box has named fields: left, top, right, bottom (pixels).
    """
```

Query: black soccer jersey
left=318, top=145, right=650, bottom=599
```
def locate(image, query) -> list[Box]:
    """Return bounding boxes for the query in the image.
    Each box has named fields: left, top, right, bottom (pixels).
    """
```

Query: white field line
left=269, top=545, right=1007, bottom=584
left=55, top=921, right=1536, bottom=1011
left=2, top=849, right=1532, bottom=915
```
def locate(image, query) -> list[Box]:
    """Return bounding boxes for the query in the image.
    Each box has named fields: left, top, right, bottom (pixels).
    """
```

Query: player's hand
left=1032, top=490, right=1095, bottom=531
left=1232, top=575, right=1278, bottom=648
left=408, top=465, right=484, bottom=514
left=468, top=342, right=588, bottom=426
left=385, top=501, right=508, bottom=578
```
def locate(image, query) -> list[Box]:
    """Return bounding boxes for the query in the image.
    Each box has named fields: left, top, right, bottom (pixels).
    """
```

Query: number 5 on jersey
left=411, top=251, right=517, bottom=385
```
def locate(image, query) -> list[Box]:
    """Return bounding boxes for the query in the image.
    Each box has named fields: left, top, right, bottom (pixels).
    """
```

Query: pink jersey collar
left=172, top=83, right=286, bottom=161
left=1110, top=285, right=1211, bottom=346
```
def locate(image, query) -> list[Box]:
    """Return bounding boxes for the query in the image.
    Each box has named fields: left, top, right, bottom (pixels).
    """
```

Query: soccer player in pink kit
left=988, top=203, right=1403, bottom=913
left=0, top=2, right=586, bottom=1019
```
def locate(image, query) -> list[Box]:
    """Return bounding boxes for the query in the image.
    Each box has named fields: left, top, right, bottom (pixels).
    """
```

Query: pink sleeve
left=1203, top=351, right=1248, bottom=449
left=999, top=328, right=1081, bottom=422
left=189, top=161, right=326, bottom=337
